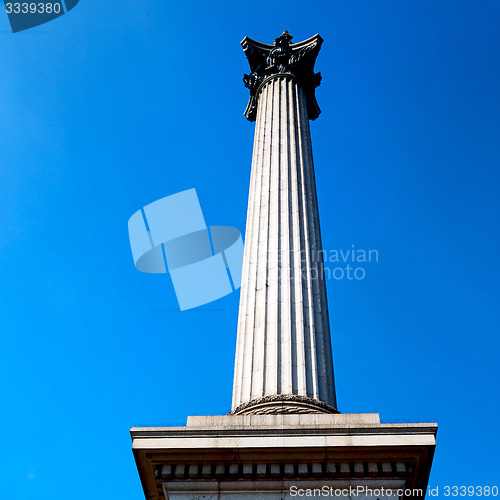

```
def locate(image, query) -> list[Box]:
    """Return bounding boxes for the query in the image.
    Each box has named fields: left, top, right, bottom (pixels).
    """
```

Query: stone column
left=232, top=32, right=337, bottom=415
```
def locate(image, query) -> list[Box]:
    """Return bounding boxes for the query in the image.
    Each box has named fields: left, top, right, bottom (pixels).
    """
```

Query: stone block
left=326, top=463, right=337, bottom=476
left=174, top=464, right=185, bottom=479
left=201, top=464, right=212, bottom=478
left=339, top=462, right=350, bottom=477
left=228, top=464, right=239, bottom=478
left=395, top=462, right=406, bottom=475
left=188, top=464, right=199, bottom=478
left=161, top=464, right=173, bottom=479
left=215, top=464, right=225, bottom=478
left=381, top=462, right=393, bottom=476
left=311, top=463, right=322, bottom=477
left=256, top=464, right=267, bottom=478
left=270, top=464, right=281, bottom=478
left=367, top=463, right=378, bottom=477
left=298, top=463, right=309, bottom=477
left=284, top=464, right=295, bottom=478
left=242, top=464, right=253, bottom=478
left=354, top=462, right=364, bottom=476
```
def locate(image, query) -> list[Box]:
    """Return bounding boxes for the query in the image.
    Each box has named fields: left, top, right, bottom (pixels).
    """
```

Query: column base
left=230, top=394, right=339, bottom=415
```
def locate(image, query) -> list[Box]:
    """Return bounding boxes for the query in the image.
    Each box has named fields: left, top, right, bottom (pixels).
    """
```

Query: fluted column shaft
left=232, top=75, right=336, bottom=413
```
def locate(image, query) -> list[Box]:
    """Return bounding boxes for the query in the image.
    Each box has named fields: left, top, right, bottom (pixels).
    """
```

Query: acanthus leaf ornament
left=241, top=31, right=324, bottom=121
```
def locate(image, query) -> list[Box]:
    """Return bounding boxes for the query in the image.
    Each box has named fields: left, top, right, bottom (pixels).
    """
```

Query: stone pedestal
left=131, top=414, right=437, bottom=500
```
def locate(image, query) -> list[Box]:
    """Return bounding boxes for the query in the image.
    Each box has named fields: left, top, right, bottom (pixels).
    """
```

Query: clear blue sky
left=1, top=1, right=499, bottom=498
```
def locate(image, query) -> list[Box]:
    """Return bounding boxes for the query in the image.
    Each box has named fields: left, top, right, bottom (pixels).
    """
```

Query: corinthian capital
left=241, top=31, right=323, bottom=121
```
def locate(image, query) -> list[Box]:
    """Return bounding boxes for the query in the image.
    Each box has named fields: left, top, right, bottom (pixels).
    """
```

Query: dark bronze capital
left=241, top=31, right=323, bottom=122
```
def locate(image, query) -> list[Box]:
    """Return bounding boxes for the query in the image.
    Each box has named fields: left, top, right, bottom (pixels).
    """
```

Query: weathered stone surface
left=187, top=413, right=381, bottom=428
